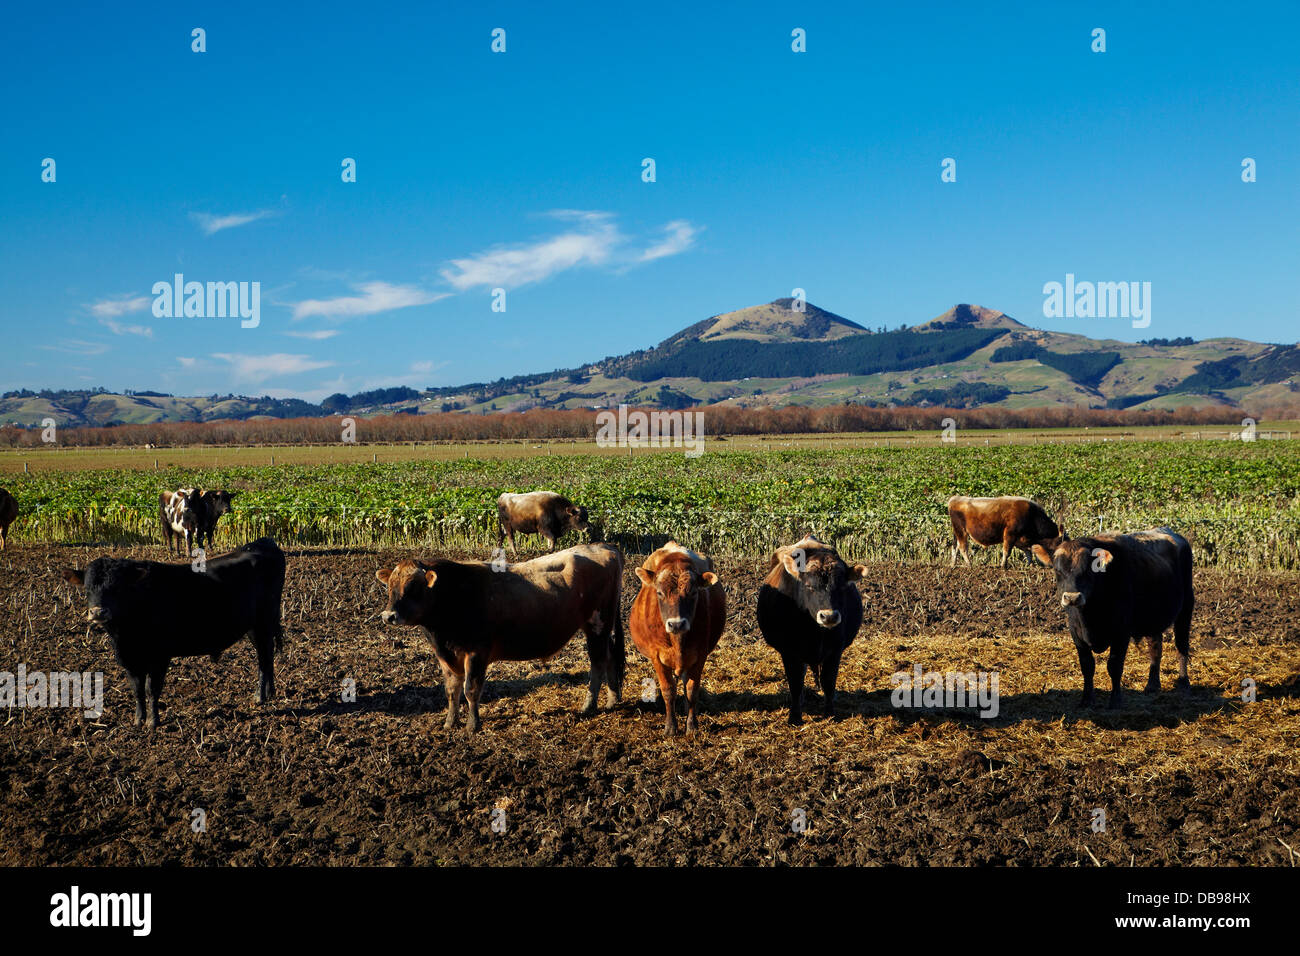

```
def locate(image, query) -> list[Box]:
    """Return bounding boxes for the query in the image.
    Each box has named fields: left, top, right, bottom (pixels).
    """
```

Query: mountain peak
left=660, top=299, right=867, bottom=348
left=917, top=303, right=1027, bottom=332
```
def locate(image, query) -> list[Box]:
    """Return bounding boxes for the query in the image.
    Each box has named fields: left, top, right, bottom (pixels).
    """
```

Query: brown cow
left=0, top=488, right=17, bottom=550
left=630, top=542, right=726, bottom=736
left=496, top=491, right=590, bottom=553
left=947, top=495, right=1065, bottom=568
left=375, top=543, right=625, bottom=733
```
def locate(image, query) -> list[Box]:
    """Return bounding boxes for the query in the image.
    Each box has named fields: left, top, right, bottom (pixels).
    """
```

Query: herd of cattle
left=1, top=484, right=1197, bottom=735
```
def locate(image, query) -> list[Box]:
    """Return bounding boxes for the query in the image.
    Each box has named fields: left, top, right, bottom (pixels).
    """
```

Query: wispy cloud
left=40, top=339, right=109, bottom=356
left=639, top=220, right=700, bottom=262
left=190, top=209, right=275, bottom=236
left=440, top=211, right=700, bottom=291
left=284, top=329, right=342, bottom=340
left=99, top=318, right=153, bottom=338
left=441, top=211, right=619, bottom=291
left=212, top=352, right=334, bottom=384
left=89, top=295, right=150, bottom=318
left=290, top=281, right=447, bottom=321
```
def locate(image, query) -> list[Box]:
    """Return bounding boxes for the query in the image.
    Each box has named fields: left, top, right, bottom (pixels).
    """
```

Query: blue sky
left=2, top=1, right=1297, bottom=401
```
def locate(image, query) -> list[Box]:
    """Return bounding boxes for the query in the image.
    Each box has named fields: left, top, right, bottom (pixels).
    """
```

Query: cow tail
left=608, top=581, right=626, bottom=695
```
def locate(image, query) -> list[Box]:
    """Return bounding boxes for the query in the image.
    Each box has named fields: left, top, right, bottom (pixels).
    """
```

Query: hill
left=5, top=299, right=1298, bottom=426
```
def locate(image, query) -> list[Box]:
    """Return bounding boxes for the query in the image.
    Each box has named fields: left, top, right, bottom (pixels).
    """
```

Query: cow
left=629, top=542, right=726, bottom=736
left=0, top=488, right=17, bottom=550
left=160, top=488, right=235, bottom=555
left=61, top=537, right=286, bottom=730
left=1032, top=528, right=1193, bottom=709
left=159, top=488, right=203, bottom=556
left=375, top=543, right=625, bottom=734
left=756, top=535, right=866, bottom=725
left=496, top=491, right=590, bottom=554
left=948, top=495, right=1065, bottom=568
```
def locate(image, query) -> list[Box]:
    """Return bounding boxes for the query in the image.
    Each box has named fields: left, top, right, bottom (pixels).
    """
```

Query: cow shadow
left=670, top=679, right=1293, bottom=731
left=283, top=670, right=591, bottom=719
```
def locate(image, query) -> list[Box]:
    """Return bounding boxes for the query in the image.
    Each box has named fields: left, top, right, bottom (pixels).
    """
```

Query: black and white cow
left=159, top=488, right=234, bottom=554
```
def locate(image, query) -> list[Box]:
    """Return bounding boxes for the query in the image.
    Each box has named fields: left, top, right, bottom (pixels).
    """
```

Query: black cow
left=756, top=535, right=866, bottom=724
left=0, top=487, right=17, bottom=550
left=62, top=537, right=285, bottom=730
left=1032, top=528, right=1193, bottom=708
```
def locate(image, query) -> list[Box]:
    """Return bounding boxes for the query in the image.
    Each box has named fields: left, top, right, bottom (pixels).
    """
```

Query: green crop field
left=4, top=439, right=1299, bottom=569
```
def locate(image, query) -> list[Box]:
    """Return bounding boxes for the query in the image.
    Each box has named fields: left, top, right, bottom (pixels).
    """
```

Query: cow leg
left=438, top=658, right=464, bottom=729
left=1001, top=532, right=1013, bottom=569
left=1075, top=643, right=1095, bottom=707
left=255, top=636, right=276, bottom=704
left=145, top=666, right=167, bottom=731
left=819, top=654, right=841, bottom=717
left=128, top=672, right=147, bottom=728
left=506, top=528, right=517, bottom=555
left=462, top=653, right=489, bottom=734
left=782, top=655, right=807, bottom=725
left=1174, top=599, right=1193, bottom=696
left=1106, top=640, right=1129, bottom=710
left=684, top=666, right=704, bottom=734
left=655, top=660, right=679, bottom=737
left=1144, top=634, right=1163, bottom=693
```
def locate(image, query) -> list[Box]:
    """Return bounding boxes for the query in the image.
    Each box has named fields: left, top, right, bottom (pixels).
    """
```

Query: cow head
left=771, top=536, right=866, bottom=628
left=62, top=560, right=145, bottom=626
left=375, top=560, right=439, bottom=627
left=206, top=490, right=235, bottom=518
left=1031, top=539, right=1114, bottom=608
left=635, top=549, right=718, bottom=636
left=565, top=504, right=590, bottom=534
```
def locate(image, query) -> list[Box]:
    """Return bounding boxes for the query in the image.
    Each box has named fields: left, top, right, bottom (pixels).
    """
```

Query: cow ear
left=701, top=571, right=719, bottom=587
left=1056, top=524, right=1067, bottom=541
left=779, top=550, right=802, bottom=576
left=635, top=567, right=654, bottom=587
left=1092, top=548, right=1114, bottom=569
left=850, top=564, right=868, bottom=581
left=62, top=568, right=84, bottom=587
left=1030, top=544, right=1053, bottom=567
left=424, top=570, right=438, bottom=588
left=375, top=568, right=391, bottom=585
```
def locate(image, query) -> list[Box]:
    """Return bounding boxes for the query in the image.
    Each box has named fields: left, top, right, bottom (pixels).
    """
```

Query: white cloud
left=99, top=318, right=153, bottom=338
left=440, top=212, right=620, bottom=291
left=212, top=352, right=334, bottom=384
left=290, top=281, right=447, bottom=321
left=639, top=220, right=700, bottom=262
left=89, top=295, right=150, bottom=318
left=178, top=357, right=196, bottom=368
left=284, top=329, right=342, bottom=340
left=440, top=211, right=699, bottom=291
left=190, top=209, right=275, bottom=236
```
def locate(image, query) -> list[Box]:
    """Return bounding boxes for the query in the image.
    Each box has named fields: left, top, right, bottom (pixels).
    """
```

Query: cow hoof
left=1143, top=681, right=1160, bottom=694
left=1175, top=677, right=1191, bottom=696
left=787, top=714, right=803, bottom=726
left=1078, top=694, right=1094, bottom=708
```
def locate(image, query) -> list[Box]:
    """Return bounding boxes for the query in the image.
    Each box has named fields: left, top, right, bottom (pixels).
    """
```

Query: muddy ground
left=1, top=543, right=1297, bottom=866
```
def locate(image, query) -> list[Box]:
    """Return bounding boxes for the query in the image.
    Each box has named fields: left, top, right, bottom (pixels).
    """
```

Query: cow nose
left=380, top=610, right=398, bottom=624
left=665, top=617, right=689, bottom=634
left=816, top=610, right=841, bottom=628
left=1061, top=591, right=1085, bottom=607
left=86, top=606, right=108, bottom=624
